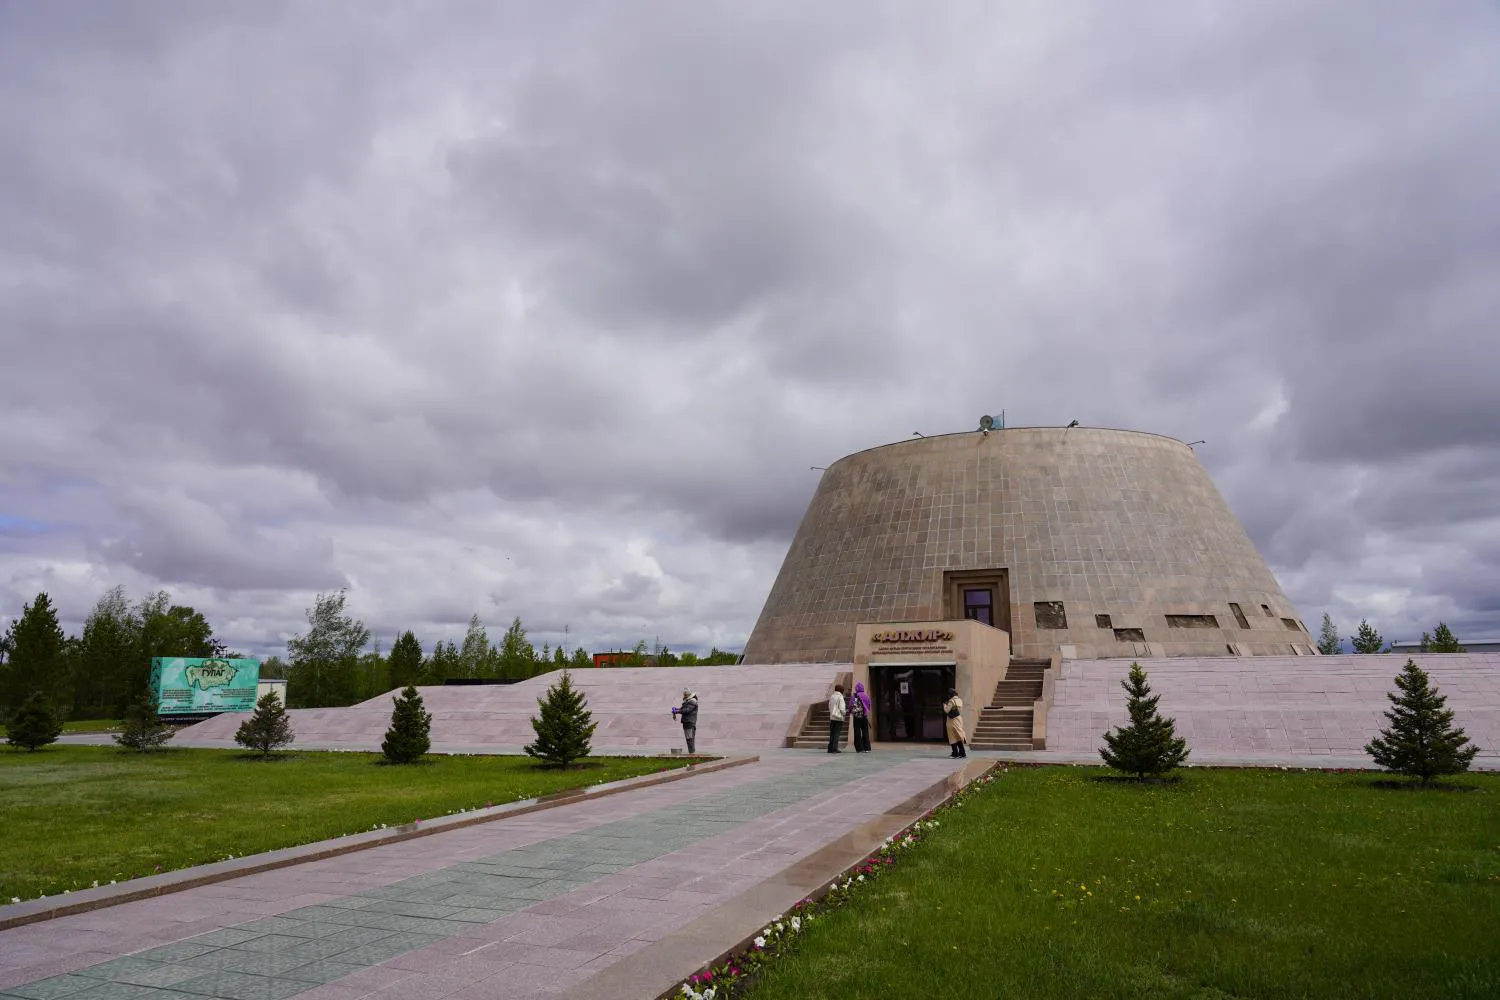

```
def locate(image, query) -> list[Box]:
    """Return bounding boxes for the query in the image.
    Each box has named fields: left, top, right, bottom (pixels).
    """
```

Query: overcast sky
left=2, top=1, right=1497, bottom=659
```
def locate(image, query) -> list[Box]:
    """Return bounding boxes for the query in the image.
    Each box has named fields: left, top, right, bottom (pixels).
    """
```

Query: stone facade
left=742, top=426, right=1311, bottom=663
left=850, top=619, right=1012, bottom=744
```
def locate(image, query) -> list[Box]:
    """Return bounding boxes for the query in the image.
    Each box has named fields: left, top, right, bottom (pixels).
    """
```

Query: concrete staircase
left=790, top=671, right=853, bottom=749
left=971, top=658, right=1048, bottom=751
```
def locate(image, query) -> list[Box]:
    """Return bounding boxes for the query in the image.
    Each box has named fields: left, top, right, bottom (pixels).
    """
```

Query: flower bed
left=671, top=766, right=1002, bottom=1000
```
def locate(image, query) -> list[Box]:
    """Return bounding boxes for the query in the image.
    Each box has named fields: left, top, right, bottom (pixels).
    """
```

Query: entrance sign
left=872, top=629, right=955, bottom=643
left=899, top=681, right=910, bottom=694
left=871, top=628, right=956, bottom=657
left=151, top=657, right=261, bottom=715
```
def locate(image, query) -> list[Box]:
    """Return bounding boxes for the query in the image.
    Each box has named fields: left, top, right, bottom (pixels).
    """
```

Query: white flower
left=857, top=875, right=866, bottom=882
left=791, top=917, right=802, bottom=931
left=774, top=922, right=784, bottom=934
left=9, top=897, right=18, bottom=904
left=91, top=881, right=98, bottom=888
left=753, top=935, right=766, bottom=949
left=703, top=989, right=715, bottom=1000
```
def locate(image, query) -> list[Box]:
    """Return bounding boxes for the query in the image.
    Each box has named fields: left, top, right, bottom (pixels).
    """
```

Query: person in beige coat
left=943, top=687, right=967, bottom=758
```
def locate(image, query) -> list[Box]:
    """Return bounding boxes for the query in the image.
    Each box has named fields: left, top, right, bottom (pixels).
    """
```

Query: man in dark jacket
left=674, top=689, right=699, bottom=753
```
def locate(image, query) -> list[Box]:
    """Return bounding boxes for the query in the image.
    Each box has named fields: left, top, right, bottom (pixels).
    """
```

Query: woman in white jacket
left=827, top=685, right=847, bottom=754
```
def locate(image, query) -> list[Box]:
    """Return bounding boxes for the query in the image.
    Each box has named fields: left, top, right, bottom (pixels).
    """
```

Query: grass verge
left=1, top=719, right=121, bottom=736
left=735, top=765, right=1500, bottom=1000
left=0, top=745, right=690, bottom=902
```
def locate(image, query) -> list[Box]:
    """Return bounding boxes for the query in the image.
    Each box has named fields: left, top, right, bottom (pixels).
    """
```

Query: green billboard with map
left=151, top=657, right=261, bottom=715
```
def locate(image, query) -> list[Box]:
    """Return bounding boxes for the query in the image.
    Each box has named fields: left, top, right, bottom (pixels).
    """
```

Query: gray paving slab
left=1, top=749, right=968, bottom=1000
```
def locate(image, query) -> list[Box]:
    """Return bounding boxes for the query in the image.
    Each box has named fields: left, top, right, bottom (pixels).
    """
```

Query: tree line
left=0, top=588, right=220, bottom=723
left=1316, top=614, right=1468, bottom=655
left=0, top=586, right=742, bottom=719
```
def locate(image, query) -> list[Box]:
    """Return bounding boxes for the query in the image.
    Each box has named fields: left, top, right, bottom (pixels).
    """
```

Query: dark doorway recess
left=869, top=663, right=955, bottom=742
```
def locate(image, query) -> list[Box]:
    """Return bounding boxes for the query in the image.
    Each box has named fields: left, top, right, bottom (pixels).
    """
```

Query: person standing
left=850, top=681, right=872, bottom=752
left=674, top=689, right=699, bottom=753
left=943, top=687, right=967, bottom=758
left=827, top=684, right=847, bottom=754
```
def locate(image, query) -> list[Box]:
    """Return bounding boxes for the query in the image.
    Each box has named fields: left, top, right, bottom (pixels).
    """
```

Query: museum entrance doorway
left=870, top=663, right=955, bottom=742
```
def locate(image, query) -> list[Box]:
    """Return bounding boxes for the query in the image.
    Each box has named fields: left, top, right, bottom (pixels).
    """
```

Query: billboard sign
left=151, top=657, right=262, bottom=715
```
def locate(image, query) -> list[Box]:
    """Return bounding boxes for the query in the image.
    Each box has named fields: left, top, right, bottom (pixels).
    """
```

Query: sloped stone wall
left=176, top=664, right=846, bottom=752
left=1045, top=653, right=1500, bottom=765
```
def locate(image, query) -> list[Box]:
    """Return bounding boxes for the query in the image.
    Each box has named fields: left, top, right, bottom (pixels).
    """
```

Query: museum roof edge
left=825, top=426, right=1193, bottom=467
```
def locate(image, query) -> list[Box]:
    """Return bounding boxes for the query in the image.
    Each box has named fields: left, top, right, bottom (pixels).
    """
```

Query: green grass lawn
left=745, top=766, right=1500, bottom=1000
left=0, top=745, right=689, bottom=902
left=1, top=718, right=121, bottom=736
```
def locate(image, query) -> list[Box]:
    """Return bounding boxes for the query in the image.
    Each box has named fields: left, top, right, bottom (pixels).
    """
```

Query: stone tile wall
left=1045, top=653, right=1500, bottom=764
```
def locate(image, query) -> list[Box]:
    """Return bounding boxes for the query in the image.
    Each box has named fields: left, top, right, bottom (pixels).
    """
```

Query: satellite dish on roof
left=978, top=415, right=995, bottom=431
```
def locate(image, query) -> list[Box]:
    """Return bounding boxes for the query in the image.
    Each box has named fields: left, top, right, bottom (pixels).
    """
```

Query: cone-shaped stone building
left=743, top=426, right=1311, bottom=664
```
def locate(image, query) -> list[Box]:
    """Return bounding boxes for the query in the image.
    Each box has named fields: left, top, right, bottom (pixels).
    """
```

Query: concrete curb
left=569, top=757, right=996, bottom=1000
left=0, top=753, right=757, bottom=931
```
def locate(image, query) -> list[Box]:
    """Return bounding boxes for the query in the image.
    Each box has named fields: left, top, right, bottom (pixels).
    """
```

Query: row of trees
left=1315, top=615, right=1468, bottom=656
left=0, top=586, right=745, bottom=719
left=0, top=589, right=221, bottom=722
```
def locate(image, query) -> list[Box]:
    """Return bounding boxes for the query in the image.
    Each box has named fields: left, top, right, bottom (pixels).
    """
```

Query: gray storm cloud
left=1, top=0, right=1497, bottom=655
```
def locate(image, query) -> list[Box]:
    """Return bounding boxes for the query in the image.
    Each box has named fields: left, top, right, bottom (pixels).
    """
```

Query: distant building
left=592, top=652, right=659, bottom=668
left=255, top=678, right=286, bottom=705
left=1388, top=639, right=1500, bottom=654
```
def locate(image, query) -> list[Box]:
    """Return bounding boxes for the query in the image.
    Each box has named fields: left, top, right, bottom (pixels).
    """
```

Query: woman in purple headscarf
left=849, top=681, right=873, bottom=753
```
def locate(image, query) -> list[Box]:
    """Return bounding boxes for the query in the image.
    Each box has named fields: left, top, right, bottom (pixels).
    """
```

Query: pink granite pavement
left=0, top=749, right=968, bottom=1000
left=1045, top=652, right=1500, bottom=766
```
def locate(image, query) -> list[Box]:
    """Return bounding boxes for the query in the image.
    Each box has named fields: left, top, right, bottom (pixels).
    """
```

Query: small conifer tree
left=381, top=685, right=432, bottom=764
left=1365, top=659, right=1479, bottom=785
left=235, top=691, right=295, bottom=757
left=1317, top=613, right=1342, bottom=655
left=1418, top=623, right=1465, bottom=653
left=115, top=687, right=175, bottom=752
left=1099, top=662, right=1190, bottom=779
left=6, top=692, right=63, bottom=751
left=523, top=670, right=596, bottom=768
left=1350, top=619, right=1385, bottom=654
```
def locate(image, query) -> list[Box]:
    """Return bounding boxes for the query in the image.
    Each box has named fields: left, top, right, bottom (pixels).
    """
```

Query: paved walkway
left=0, top=749, right=972, bottom=1000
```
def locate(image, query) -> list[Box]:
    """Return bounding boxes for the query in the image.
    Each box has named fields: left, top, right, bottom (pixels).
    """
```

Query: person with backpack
left=673, top=690, right=699, bottom=753
left=827, top=684, right=847, bottom=753
left=849, top=681, right=872, bottom=752
left=943, top=687, right=967, bottom=758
